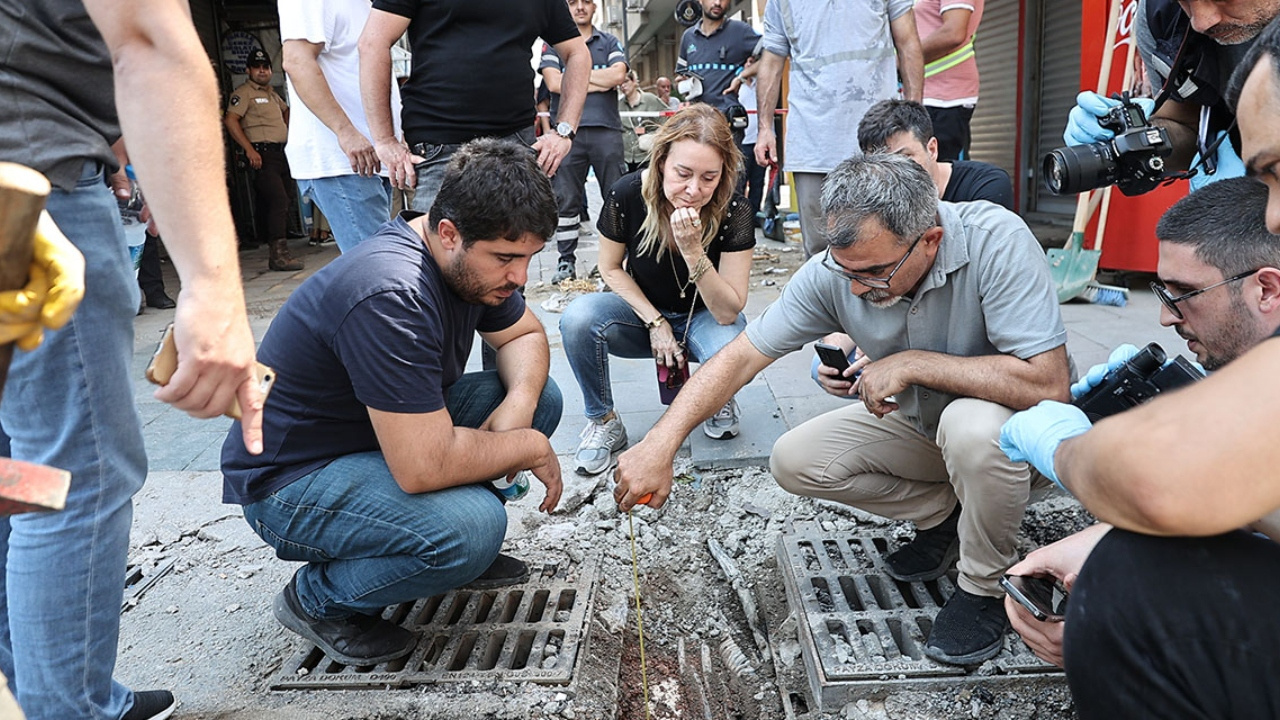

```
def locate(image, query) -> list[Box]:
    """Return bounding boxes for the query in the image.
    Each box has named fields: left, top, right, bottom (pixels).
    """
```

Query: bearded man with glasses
left=614, top=153, right=1070, bottom=665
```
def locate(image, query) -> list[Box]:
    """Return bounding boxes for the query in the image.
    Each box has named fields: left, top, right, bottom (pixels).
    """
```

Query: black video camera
left=1043, top=93, right=1172, bottom=197
left=1072, top=342, right=1205, bottom=422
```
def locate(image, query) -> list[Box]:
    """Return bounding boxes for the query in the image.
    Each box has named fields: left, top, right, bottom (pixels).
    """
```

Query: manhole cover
left=777, top=522, right=1061, bottom=709
left=271, top=554, right=598, bottom=690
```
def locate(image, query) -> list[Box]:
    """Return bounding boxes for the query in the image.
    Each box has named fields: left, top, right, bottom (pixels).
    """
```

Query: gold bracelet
left=688, top=255, right=712, bottom=283
left=645, top=314, right=666, bottom=329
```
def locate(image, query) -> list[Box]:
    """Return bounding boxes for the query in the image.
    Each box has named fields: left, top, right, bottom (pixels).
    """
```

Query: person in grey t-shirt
left=613, top=154, right=1069, bottom=667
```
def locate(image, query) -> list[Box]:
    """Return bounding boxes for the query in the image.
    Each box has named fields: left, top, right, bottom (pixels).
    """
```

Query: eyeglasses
left=822, top=232, right=924, bottom=289
left=1149, top=268, right=1260, bottom=320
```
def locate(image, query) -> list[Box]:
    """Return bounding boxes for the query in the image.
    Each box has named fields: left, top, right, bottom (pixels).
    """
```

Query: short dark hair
left=857, top=100, right=934, bottom=154
left=428, top=138, right=557, bottom=246
left=1157, top=177, right=1280, bottom=277
left=1229, top=14, right=1280, bottom=109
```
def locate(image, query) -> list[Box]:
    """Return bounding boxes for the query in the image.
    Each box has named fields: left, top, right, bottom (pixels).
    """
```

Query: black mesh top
left=597, top=171, right=756, bottom=315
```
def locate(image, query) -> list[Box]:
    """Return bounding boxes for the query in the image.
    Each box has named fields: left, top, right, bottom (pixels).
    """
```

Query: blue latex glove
left=1063, top=92, right=1156, bottom=146
left=1189, top=132, right=1246, bottom=191
left=1070, top=343, right=1140, bottom=400
left=1000, top=401, right=1093, bottom=491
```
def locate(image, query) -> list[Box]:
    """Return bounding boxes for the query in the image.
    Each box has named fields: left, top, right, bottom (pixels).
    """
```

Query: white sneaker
left=703, top=399, right=740, bottom=439
left=574, top=416, right=628, bottom=475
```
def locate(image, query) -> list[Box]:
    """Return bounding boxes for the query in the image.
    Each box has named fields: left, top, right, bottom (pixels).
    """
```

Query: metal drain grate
left=271, top=555, right=598, bottom=690
left=777, top=522, right=1062, bottom=709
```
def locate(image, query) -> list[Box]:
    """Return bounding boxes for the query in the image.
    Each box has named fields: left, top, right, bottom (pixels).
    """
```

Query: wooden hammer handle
left=0, top=163, right=53, bottom=398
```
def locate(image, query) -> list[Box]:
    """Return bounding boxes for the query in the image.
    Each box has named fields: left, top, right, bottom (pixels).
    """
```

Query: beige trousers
left=771, top=397, right=1045, bottom=596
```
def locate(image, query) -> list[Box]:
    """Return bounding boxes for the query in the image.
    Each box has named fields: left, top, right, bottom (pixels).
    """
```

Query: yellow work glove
left=0, top=212, right=85, bottom=351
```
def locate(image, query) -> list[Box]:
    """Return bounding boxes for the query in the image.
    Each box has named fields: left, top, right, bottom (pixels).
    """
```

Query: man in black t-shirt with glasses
left=359, top=0, right=592, bottom=211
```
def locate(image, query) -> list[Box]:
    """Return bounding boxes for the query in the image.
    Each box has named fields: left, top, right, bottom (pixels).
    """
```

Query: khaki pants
left=771, top=397, right=1046, bottom=596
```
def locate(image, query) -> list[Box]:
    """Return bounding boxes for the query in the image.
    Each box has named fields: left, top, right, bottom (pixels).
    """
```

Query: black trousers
left=137, top=232, right=165, bottom=297
left=926, top=105, right=974, bottom=162
left=552, top=127, right=624, bottom=264
left=253, top=143, right=291, bottom=242
left=740, top=143, right=765, bottom=224
left=1064, top=528, right=1280, bottom=719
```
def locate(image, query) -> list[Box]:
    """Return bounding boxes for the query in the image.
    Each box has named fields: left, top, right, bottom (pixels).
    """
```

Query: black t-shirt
left=597, top=171, right=756, bottom=314
left=373, top=0, right=577, bottom=145
left=221, top=214, right=525, bottom=505
left=942, top=161, right=1015, bottom=211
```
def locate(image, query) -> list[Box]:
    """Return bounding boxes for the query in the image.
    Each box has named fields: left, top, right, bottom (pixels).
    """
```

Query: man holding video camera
left=999, top=178, right=1280, bottom=714
left=1062, top=0, right=1280, bottom=194
left=615, top=153, right=1071, bottom=666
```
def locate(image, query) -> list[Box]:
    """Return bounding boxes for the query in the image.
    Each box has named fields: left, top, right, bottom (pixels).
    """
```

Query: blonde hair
left=637, top=104, right=740, bottom=259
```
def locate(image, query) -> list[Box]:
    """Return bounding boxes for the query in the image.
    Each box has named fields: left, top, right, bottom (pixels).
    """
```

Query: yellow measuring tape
left=628, top=496, right=653, bottom=720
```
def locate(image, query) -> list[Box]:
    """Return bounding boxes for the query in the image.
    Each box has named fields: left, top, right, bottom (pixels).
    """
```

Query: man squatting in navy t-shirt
left=221, top=139, right=564, bottom=666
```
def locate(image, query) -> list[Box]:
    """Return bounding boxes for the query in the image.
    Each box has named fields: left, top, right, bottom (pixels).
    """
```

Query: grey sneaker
left=574, top=416, right=628, bottom=475
left=552, top=261, right=576, bottom=284
left=703, top=398, right=740, bottom=439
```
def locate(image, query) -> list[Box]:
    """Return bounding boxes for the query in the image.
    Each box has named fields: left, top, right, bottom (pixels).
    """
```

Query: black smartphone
left=814, top=341, right=850, bottom=373
left=1000, top=574, right=1069, bottom=622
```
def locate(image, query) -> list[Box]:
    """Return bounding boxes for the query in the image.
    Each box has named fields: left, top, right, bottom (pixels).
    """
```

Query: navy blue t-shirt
left=677, top=19, right=760, bottom=113
left=221, top=214, right=525, bottom=505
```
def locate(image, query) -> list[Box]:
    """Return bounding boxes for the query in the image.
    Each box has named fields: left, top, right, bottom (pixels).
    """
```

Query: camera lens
left=1042, top=142, right=1116, bottom=195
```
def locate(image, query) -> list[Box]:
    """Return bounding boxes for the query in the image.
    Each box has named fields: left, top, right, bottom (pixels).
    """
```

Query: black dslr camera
left=1043, top=93, right=1173, bottom=197
left=1073, top=342, right=1205, bottom=422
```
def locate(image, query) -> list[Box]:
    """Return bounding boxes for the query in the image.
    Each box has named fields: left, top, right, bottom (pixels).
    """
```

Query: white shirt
left=278, top=0, right=402, bottom=179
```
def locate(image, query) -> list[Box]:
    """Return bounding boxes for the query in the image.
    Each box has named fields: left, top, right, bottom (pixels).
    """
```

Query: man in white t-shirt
left=280, top=0, right=403, bottom=252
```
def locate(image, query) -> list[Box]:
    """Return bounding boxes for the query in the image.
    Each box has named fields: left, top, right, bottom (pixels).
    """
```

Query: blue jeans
left=242, top=371, right=562, bottom=619
left=409, top=127, right=537, bottom=216
left=0, top=162, right=146, bottom=720
left=559, top=291, right=746, bottom=420
left=297, top=174, right=392, bottom=253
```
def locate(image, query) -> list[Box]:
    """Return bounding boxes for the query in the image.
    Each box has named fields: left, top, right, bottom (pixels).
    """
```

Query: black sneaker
left=883, top=504, right=961, bottom=582
left=465, top=553, right=530, bottom=589
left=122, top=690, right=176, bottom=720
left=924, top=588, right=1009, bottom=666
left=272, top=574, right=416, bottom=666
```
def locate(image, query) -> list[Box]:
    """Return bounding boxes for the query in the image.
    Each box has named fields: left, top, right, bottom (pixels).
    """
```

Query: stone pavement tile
left=688, top=382, right=786, bottom=470
left=144, top=428, right=225, bottom=473
left=776, top=396, right=850, bottom=432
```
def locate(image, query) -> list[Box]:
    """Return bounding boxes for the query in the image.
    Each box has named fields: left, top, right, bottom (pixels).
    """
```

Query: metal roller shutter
left=1029, top=0, right=1081, bottom=217
left=968, top=0, right=1020, bottom=183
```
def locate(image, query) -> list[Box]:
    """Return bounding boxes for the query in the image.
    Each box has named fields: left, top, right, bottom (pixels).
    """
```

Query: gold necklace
left=667, top=244, right=693, bottom=299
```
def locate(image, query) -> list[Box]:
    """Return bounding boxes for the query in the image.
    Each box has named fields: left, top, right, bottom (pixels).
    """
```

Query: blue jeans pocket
left=252, top=517, right=335, bottom=563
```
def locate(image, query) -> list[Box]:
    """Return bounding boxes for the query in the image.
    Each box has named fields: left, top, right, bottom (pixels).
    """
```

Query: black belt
left=251, top=142, right=285, bottom=151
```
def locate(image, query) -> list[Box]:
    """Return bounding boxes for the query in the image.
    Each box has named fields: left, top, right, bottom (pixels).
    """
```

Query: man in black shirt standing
left=858, top=99, right=1013, bottom=210
left=359, top=0, right=592, bottom=211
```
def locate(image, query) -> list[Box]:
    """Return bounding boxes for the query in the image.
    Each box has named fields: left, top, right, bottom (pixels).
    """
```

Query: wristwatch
left=555, top=121, right=576, bottom=141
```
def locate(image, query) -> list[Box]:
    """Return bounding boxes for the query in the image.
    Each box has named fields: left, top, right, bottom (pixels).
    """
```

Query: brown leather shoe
left=269, top=238, right=303, bottom=272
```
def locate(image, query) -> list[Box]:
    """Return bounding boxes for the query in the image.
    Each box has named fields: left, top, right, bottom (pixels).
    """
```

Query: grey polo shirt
left=677, top=19, right=760, bottom=113
left=746, top=200, right=1067, bottom=440
left=540, top=28, right=627, bottom=131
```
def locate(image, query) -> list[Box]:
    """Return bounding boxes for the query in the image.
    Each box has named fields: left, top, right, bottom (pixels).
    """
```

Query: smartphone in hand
left=1001, top=574, right=1069, bottom=622
left=145, top=323, right=275, bottom=420
left=814, top=341, right=850, bottom=372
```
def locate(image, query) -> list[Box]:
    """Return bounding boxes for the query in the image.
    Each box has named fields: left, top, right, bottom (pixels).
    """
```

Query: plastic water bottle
left=118, top=165, right=146, bottom=275
left=491, top=471, right=531, bottom=502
